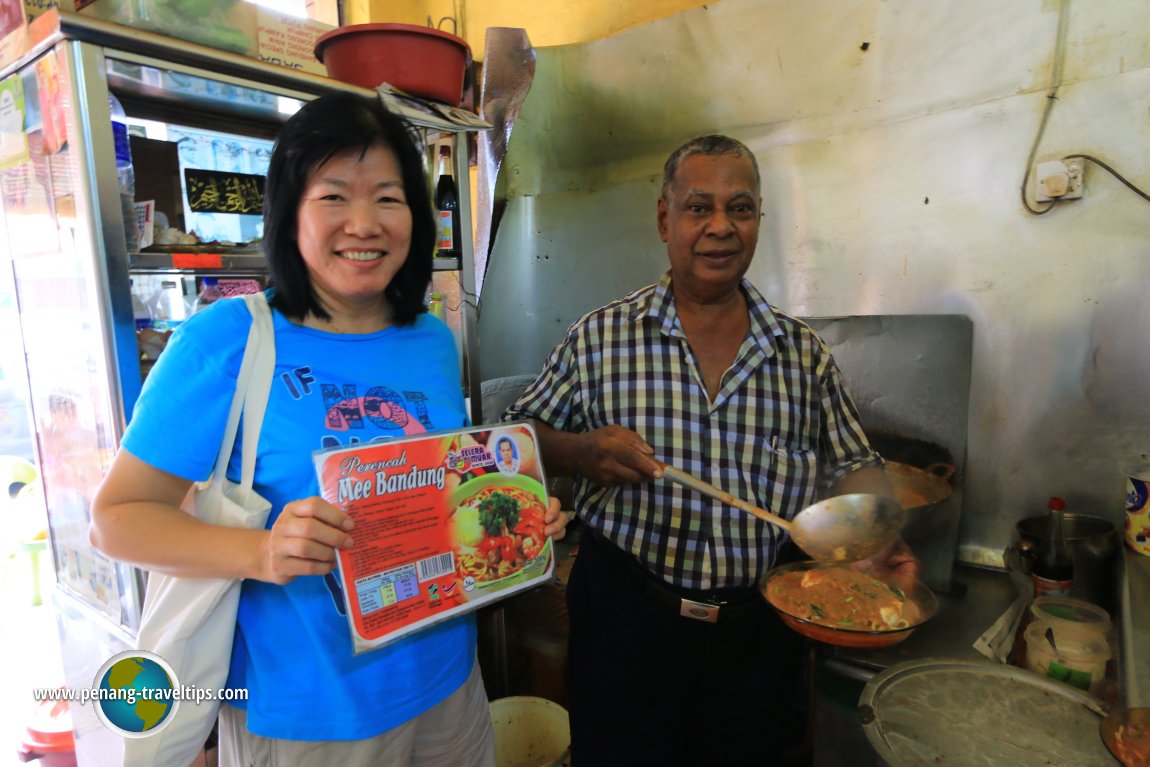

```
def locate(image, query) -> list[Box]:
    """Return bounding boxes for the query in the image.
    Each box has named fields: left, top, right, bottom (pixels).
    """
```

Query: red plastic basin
left=315, top=23, right=472, bottom=106
left=18, top=695, right=77, bottom=766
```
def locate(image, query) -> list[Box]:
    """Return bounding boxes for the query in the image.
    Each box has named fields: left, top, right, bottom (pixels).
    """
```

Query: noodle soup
left=761, top=561, right=937, bottom=648
left=767, top=566, right=920, bottom=630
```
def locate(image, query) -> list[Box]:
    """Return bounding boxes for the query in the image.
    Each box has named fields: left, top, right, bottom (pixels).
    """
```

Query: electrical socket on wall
left=1035, top=158, right=1085, bottom=202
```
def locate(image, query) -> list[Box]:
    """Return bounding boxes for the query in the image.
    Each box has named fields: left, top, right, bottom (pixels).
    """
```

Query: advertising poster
left=35, top=48, right=65, bottom=155
left=314, top=422, right=554, bottom=654
left=0, top=73, right=29, bottom=170
left=0, top=0, right=28, bottom=72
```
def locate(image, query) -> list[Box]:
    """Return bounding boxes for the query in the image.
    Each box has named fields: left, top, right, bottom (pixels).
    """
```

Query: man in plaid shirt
left=505, top=135, right=918, bottom=766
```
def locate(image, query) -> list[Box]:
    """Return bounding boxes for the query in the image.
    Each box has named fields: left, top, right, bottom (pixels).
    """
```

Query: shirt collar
left=635, top=270, right=789, bottom=356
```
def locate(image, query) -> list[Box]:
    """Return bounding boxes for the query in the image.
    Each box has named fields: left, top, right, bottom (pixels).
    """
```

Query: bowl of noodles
left=760, top=561, right=938, bottom=648
left=450, top=473, right=551, bottom=587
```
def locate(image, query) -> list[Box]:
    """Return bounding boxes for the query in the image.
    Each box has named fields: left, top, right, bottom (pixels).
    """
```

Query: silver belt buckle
left=679, top=597, right=719, bottom=623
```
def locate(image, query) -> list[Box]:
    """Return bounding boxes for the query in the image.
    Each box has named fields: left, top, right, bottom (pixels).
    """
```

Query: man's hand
left=852, top=536, right=921, bottom=591
left=571, top=425, right=664, bottom=486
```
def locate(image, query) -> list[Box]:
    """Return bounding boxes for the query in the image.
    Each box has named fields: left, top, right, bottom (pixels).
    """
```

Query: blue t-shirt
left=122, top=293, right=476, bottom=741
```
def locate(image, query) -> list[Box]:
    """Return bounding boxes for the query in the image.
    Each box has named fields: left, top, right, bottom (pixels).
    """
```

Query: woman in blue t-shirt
left=91, top=91, right=568, bottom=766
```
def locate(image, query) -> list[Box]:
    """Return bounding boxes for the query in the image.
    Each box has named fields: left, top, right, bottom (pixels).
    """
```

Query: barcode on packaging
left=417, top=552, right=455, bottom=582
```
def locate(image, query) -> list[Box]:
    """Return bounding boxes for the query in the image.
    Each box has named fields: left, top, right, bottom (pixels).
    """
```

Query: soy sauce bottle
left=434, top=145, right=461, bottom=265
left=1031, top=496, right=1073, bottom=597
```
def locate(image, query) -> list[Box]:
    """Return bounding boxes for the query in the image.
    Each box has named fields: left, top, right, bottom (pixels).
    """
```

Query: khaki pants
left=217, top=659, right=495, bottom=767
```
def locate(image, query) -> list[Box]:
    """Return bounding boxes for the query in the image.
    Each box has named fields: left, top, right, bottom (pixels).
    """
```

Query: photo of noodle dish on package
left=451, top=473, right=552, bottom=587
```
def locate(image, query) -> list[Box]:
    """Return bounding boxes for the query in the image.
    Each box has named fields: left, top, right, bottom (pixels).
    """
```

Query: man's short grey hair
left=661, top=135, right=761, bottom=200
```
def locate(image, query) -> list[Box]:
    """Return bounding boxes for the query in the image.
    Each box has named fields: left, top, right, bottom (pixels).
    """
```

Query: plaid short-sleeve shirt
left=505, top=272, right=880, bottom=590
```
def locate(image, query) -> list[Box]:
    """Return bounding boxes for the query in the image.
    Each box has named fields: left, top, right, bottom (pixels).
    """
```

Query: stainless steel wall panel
left=479, top=181, right=666, bottom=375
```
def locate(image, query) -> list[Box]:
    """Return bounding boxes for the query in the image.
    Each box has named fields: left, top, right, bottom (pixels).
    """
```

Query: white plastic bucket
left=489, top=696, right=571, bottom=767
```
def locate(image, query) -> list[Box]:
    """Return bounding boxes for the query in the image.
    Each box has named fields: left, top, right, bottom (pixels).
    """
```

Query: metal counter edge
left=1120, top=546, right=1150, bottom=708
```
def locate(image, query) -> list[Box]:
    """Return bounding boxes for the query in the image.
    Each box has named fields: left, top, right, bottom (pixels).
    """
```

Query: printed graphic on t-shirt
left=280, top=366, right=434, bottom=444
left=280, top=365, right=444, bottom=616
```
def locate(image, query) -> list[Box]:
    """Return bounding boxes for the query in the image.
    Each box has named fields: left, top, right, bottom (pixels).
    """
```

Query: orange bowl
left=315, top=23, right=472, bottom=105
left=760, top=560, right=938, bottom=648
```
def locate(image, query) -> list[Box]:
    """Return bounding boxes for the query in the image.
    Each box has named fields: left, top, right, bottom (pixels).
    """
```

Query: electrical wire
left=440, top=268, right=480, bottom=314
left=450, top=290, right=480, bottom=313
left=1020, top=0, right=1071, bottom=215
left=1020, top=96, right=1058, bottom=215
left=1062, top=154, right=1150, bottom=203
left=1022, top=0, right=1149, bottom=211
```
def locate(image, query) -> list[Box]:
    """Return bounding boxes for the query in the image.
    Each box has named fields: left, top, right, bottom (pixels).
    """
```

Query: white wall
left=478, top=0, right=1150, bottom=561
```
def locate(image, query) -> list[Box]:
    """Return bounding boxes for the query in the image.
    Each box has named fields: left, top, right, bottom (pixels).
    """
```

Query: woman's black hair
left=262, top=90, right=434, bottom=325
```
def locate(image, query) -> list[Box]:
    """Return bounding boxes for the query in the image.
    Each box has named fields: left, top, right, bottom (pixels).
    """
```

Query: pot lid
left=859, top=658, right=1113, bottom=766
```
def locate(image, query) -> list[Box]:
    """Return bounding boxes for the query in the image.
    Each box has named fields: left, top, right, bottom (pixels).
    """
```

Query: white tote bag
left=125, top=293, right=275, bottom=767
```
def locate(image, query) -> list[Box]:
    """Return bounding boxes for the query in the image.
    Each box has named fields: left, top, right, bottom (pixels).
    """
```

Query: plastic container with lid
left=1023, top=621, right=1110, bottom=697
left=1029, top=596, right=1111, bottom=638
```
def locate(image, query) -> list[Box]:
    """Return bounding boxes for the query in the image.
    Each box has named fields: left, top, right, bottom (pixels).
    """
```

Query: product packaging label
left=1032, top=575, right=1073, bottom=598
left=436, top=210, right=454, bottom=250
left=313, top=422, right=554, bottom=654
left=1045, top=661, right=1093, bottom=692
left=1126, top=469, right=1150, bottom=556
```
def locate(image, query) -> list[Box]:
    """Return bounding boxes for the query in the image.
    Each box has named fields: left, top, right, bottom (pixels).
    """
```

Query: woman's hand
left=543, top=496, right=571, bottom=541
left=256, top=497, right=355, bottom=585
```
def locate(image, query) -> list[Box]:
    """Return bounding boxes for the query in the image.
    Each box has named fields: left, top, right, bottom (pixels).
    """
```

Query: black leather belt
left=582, top=529, right=763, bottom=624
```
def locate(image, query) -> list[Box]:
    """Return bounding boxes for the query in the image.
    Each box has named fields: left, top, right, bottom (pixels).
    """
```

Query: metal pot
left=883, top=461, right=957, bottom=593
left=884, top=462, right=955, bottom=511
left=1014, top=513, right=1120, bottom=612
left=868, top=430, right=963, bottom=593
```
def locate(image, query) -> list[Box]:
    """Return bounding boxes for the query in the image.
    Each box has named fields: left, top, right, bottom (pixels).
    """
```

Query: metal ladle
left=661, top=464, right=905, bottom=562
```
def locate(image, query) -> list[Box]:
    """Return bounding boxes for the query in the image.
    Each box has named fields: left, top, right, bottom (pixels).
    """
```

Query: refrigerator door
left=3, top=40, right=141, bottom=767
left=4, top=43, right=144, bottom=634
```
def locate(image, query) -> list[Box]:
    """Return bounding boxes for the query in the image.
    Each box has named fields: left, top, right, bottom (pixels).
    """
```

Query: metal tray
left=859, top=658, right=1114, bottom=766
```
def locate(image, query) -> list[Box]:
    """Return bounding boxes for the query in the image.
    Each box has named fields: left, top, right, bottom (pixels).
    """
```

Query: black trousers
left=566, top=530, right=805, bottom=767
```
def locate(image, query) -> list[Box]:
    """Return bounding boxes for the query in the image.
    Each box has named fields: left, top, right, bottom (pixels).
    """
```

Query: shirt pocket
left=750, top=439, right=819, bottom=522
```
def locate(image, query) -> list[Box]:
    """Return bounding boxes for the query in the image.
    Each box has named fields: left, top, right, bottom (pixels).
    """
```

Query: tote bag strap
left=207, top=292, right=274, bottom=493
left=238, top=292, right=275, bottom=491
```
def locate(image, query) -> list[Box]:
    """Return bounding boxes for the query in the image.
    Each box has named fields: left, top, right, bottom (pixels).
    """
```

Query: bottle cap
left=1048, top=497, right=1066, bottom=510
left=439, top=145, right=451, bottom=157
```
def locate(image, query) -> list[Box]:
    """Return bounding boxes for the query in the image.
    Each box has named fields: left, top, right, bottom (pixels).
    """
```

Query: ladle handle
left=661, top=465, right=793, bottom=533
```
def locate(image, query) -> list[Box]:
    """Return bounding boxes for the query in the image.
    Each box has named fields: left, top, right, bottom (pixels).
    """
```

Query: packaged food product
left=313, top=422, right=554, bottom=654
